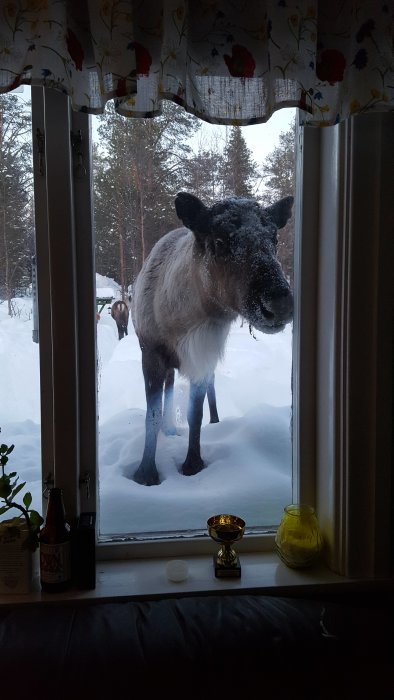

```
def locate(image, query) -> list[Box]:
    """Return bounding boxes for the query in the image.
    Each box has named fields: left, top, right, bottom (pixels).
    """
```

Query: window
left=6, top=85, right=390, bottom=577
left=91, top=104, right=296, bottom=540
left=0, top=88, right=43, bottom=515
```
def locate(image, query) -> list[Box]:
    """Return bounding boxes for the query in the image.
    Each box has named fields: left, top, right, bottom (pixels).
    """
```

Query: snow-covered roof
left=96, top=287, right=114, bottom=298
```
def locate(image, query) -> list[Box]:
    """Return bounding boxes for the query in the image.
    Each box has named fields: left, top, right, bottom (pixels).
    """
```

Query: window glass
left=93, top=104, right=296, bottom=539
left=0, top=88, right=42, bottom=514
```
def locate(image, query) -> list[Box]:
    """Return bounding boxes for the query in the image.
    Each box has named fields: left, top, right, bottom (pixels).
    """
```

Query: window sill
left=0, top=551, right=390, bottom=607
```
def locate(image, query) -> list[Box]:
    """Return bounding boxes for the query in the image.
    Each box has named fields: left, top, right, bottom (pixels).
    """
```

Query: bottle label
left=40, top=541, right=71, bottom=583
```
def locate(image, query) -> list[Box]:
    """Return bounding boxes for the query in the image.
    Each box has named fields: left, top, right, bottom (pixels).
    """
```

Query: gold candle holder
left=207, top=514, right=245, bottom=578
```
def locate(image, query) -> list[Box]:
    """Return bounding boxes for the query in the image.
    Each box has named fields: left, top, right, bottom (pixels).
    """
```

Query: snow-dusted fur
left=131, top=192, right=293, bottom=486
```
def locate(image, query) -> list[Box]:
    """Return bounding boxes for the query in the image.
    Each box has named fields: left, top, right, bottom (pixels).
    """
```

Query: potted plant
left=0, top=437, right=44, bottom=594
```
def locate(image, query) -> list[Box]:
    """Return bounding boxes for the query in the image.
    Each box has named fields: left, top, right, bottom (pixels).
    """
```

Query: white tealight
left=165, top=559, right=189, bottom=582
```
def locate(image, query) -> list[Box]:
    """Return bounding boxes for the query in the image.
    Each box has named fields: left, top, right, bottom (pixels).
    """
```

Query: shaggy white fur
left=176, top=318, right=231, bottom=382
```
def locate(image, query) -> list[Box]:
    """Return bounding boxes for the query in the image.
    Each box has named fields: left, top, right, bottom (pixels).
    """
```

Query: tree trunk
left=132, top=165, right=146, bottom=269
left=118, top=223, right=126, bottom=300
left=1, top=185, right=11, bottom=315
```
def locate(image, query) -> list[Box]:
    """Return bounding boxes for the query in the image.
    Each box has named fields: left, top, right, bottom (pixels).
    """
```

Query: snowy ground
left=0, top=279, right=293, bottom=537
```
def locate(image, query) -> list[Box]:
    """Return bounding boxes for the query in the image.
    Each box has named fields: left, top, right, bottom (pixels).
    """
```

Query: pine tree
left=260, top=120, right=296, bottom=284
left=93, top=102, right=200, bottom=289
left=220, top=126, right=259, bottom=198
left=183, top=148, right=223, bottom=205
left=182, top=130, right=225, bottom=206
left=0, top=94, right=33, bottom=314
left=261, top=121, right=295, bottom=203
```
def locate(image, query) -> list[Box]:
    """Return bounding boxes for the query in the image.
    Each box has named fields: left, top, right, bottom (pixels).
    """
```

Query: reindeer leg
left=162, top=368, right=177, bottom=436
left=207, top=373, right=219, bottom=424
left=133, top=350, right=165, bottom=486
left=181, top=379, right=208, bottom=476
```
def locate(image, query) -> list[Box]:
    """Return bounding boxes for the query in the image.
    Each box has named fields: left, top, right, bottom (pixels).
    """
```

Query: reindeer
left=111, top=299, right=129, bottom=340
left=131, top=192, right=293, bottom=485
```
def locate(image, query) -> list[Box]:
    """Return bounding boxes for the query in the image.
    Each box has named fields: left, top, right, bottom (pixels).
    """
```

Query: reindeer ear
left=175, top=192, right=208, bottom=233
left=264, top=196, right=294, bottom=229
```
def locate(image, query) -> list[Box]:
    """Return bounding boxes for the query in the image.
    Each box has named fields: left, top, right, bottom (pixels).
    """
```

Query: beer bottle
left=40, top=487, right=72, bottom=593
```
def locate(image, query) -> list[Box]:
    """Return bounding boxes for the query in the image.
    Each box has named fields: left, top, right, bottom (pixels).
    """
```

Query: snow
left=96, top=287, right=115, bottom=299
left=96, top=273, right=120, bottom=303
left=0, top=279, right=293, bottom=538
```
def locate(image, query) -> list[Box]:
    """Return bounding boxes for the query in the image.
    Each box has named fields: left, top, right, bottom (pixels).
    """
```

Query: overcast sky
left=197, top=108, right=296, bottom=163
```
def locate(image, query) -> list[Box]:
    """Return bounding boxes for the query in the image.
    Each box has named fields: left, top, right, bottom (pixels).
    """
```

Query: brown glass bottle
left=39, top=487, right=72, bottom=593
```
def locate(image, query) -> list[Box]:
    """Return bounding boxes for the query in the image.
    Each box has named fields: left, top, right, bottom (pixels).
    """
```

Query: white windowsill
left=0, top=551, right=390, bottom=607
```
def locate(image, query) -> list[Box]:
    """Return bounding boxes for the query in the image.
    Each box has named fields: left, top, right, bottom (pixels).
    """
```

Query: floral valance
left=0, top=0, right=393, bottom=126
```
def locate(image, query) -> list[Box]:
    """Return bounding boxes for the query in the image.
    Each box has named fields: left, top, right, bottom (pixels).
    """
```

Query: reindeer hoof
left=133, top=464, right=160, bottom=486
left=181, top=454, right=205, bottom=476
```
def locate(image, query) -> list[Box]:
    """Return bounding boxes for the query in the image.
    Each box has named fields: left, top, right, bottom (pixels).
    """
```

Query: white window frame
left=294, top=113, right=393, bottom=579
left=32, top=87, right=97, bottom=520
left=32, top=86, right=393, bottom=579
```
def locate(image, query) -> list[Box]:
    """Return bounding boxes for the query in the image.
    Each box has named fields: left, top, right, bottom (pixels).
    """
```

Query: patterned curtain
left=0, top=0, right=392, bottom=126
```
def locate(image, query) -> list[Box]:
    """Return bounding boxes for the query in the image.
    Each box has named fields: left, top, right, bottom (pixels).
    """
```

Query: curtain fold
left=0, top=0, right=392, bottom=125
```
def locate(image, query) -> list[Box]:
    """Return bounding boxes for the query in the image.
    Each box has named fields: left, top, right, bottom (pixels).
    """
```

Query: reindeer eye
left=214, top=237, right=228, bottom=256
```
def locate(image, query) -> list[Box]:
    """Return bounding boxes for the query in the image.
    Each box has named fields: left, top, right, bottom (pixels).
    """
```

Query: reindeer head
left=175, top=192, right=293, bottom=334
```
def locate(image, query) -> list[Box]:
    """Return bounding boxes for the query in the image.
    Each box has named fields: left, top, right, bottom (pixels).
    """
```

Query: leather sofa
left=1, top=591, right=393, bottom=699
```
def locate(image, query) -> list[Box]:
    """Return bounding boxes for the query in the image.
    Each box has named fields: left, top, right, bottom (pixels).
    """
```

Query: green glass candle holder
left=275, top=504, right=323, bottom=569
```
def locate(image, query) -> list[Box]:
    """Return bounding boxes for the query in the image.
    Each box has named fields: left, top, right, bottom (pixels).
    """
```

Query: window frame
left=32, top=87, right=97, bottom=520
left=32, top=86, right=393, bottom=577
left=295, top=114, right=393, bottom=579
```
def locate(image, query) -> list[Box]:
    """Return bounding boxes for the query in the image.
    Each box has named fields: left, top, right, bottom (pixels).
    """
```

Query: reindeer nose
left=270, top=288, right=293, bottom=321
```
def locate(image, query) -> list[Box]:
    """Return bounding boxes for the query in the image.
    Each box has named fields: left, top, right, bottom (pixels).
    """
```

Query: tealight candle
left=165, top=559, right=189, bottom=582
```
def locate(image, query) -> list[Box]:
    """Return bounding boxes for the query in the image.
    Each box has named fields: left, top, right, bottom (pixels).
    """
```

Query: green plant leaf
left=0, top=505, right=9, bottom=515
left=0, top=444, right=14, bottom=455
left=0, top=476, right=12, bottom=499
left=23, top=492, right=32, bottom=509
left=10, top=482, right=26, bottom=500
left=29, top=510, right=44, bottom=528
